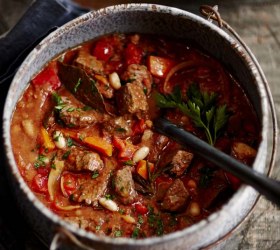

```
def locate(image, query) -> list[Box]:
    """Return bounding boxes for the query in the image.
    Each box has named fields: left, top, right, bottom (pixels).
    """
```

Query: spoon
left=154, top=117, right=280, bottom=207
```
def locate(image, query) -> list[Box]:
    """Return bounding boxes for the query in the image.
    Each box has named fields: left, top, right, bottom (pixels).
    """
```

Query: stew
left=11, top=33, right=260, bottom=238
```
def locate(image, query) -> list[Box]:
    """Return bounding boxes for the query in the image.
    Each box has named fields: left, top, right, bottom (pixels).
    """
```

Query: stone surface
left=0, top=0, right=279, bottom=249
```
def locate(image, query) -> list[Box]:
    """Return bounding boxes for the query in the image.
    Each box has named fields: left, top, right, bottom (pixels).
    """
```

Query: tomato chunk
left=92, top=40, right=113, bottom=61
left=61, top=173, right=78, bottom=196
left=135, top=203, right=148, bottom=215
left=148, top=55, right=175, bottom=78
left=31, top=173, right=48, bottom=194
left=112, top=136, right=137, bottom=161
left=31, top=61, right=61, bottom=90
left=124, top=43, right=143, bottom=65
left=132, top=119, right=146, bottom=136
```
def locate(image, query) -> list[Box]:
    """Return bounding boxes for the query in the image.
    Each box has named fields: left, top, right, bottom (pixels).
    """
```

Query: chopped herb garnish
left=138, top=215, right=144, bottom=224
left=105, top=194, right=114, bottom=200
left=114, top=230, right=122, bottom=237
left=66, top=107, right=75, bottom=112
left=123, top=160, right=134, bottom=166
left=143, top=87, right=147, bottom=95
left=66, top=137, right=73, bottom=147
left=131, top=228, right=140, bottom=239
left=74, top=78, right=82, bottom=93
left=155, top=84, right=229, bottom=145
left=91, top=171, right=99, bottom=179
left=34, top=154, right=48, bottom=168
left=52, top=92, right=63, bottom=105
left=115, top=127, right=127, bottom=133
left=51, top=163, right=56, bottom=169
left=82, top=106, right=92, bottom=111
left=62, top=150, right=71, bottom=159
left=95, top=225, right=101, bottom=231
left=119, top=209, right=125, bottom=215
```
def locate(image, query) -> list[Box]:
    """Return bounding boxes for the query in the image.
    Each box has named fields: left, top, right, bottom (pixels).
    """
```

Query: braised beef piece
left=61, top=147, right=104, bottom=172
left=59, top=102, right=108, bottom=128
left=102, top=115, right=133, bottom=139
left=121, top=64, right=153, bottom=94
left=161, top=179, right=189, bottom=212
left=116, top=81, right=148, bottom=116
left=74, top=49, right=104, bottom=75
left=169, top=150, right=194, bottom=177
left=71, top=159, right=116, bottom=206
left=143, top=133, right=169, bottom=163
left=114, top=166, right=137, bottom=205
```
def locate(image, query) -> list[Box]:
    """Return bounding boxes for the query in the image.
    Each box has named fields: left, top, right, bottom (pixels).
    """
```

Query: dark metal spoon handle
left=154, top=117, right=280, bottom=207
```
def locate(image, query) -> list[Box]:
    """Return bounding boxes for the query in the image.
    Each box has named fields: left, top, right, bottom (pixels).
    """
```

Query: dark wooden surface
left=0, top=0, right=279, bottom=249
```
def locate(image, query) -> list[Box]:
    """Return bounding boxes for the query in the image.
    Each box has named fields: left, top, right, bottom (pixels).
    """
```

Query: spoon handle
left=154, top=118, right=280, bottom=207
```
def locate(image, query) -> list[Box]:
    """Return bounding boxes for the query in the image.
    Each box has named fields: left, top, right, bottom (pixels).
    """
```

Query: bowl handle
left=50, top=227, right=95, bottom=250
left=200, top=5, right=279, bottom=179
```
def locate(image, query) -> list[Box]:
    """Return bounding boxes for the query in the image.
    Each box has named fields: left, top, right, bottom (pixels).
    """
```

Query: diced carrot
left=60, top=129, right=79, bottom=140
left=148, top=55, right=175, bottom=78
left=136, top=160, right=154, bottom=180
left=40, top=127, right=55, bottom=150
left=95, top=74, right=109, bottom=85
left=83, top=136, right=113, bottom=157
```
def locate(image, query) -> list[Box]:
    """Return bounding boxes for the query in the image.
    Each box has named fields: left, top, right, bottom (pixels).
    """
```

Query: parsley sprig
left=155, top=84, right=229, bottom=145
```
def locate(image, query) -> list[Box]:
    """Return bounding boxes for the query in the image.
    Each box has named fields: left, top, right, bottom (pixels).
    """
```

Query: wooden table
left=0, top=1, right=279, bottom=249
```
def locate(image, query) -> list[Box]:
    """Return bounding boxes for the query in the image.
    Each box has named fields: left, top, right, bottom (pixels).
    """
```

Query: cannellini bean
left=133, top=146, right=150, bottom=163
left=121, top=214, right=136, bottom=224
left=22, top=119, right=35, bottom=138
left=109, top=72, right=121, bottom=90
left=141, top=129, right=153, bottom=142
left=53, top=131, right=66, bottom=149
left=189, top=202, right=201, bottom=216
left=99, top=197, right=119, bottom=212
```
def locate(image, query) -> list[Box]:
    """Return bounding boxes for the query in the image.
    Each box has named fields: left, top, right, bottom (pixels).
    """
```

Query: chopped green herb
left=95, top=225, right=101, bottom=231
left=62, top=150, right=71, bottom=159
left=66, top=137, right=74, bottom=147
left=123, top=160, right=134, bottom=166
left=91, top=171, right=99, bottom=179
left=143, top=87, right=147, bottom=95
left=34, top=154, right=48, bottom=168
left=114, top=230, right=123, bottom=237
left=115, top=127, right=127, bottom=133
left=52, top=92, right=63, bottom=105
left=66, top=107, right=75, bottom=112
left=105, top=194, right=114, bottom=200
left=154, top=84, right=229, bottom=145
left=51, top=163, right=56, bottom=169
left=74, top=78, right=82, bottom=93
left=138, top=215, right=144, bottom=224
left=82, top=106, right=92, bottom=111
left=119, top=209, right=125, bottom=215
left=131, top=228, right=140, bottom=239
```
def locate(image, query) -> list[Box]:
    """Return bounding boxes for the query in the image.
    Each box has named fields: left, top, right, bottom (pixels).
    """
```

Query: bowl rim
left=3, top=3, right=269, bottom=248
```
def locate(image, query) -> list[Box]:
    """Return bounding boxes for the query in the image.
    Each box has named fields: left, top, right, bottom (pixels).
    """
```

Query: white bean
left=141, top=129, right=153, bottom=142
left=133, top=146, right=150, bottom=163
left=99, top=197, right=119, bottom=212
left=53, top=131, right=66, bottom=149
left=121, top=215, right=136, bottom=224
left=22, top=119, right=35, bottom=138
left=109, top=72, right=121, bottom=90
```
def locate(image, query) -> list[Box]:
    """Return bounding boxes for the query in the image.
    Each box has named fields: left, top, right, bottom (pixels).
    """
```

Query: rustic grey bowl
left=2, top=4, right=269, bottom=250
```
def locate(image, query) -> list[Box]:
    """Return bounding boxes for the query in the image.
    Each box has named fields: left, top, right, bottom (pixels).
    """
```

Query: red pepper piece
left=31, top=61, right=61, bottom=90
left=135, top=203, right=148, bottom=215
left=124, top=43, right=143, bottom=65
left=31, top=173, right=48, bottom=194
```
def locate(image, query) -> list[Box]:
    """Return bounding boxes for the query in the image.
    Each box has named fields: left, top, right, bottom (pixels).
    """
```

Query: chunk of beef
left=114, top=166, right=137, bottom=204
left=102, top=115, right=133, bottom=139
left=141, top=133, right=169, bottom=163
left=161, top=179, right=189, bottom=212
left=121, top=64, right=152, bottom=94
left=116, top=82, right=148, bottom=116
left=63, top=147, right=104, bottom=172
left=58, top=99, right=108, bottom=128
left=231, top=142, right=257, bottom=165
left=74, top=50, right=104, bottom=75
left=169, top=150, right=194, bottom=176
left=71, top=158, right=116, bottom=206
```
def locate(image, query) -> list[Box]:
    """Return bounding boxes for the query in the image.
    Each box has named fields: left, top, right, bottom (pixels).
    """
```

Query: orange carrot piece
left=136, top=160, right=154, bottom=180
left=40, top=127, right=55, bottom=150
left=83, top=136, right=113, bottom=157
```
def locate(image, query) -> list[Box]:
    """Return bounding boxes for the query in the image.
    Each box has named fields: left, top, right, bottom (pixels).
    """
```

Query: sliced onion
left=163, top=61, right=200, bottom=93
left=48, top=160, right=64, bottom=201
left=60, top=175, right=68, bottom=197
left=55, top=204, right=80, bottom=211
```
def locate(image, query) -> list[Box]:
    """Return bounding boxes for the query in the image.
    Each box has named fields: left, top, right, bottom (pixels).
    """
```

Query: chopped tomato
left=31, top=173, right=48, bottom=194
left=148, top=55, right=175, bottom=78
left=92, top=40, right=113, bottom=61
left=132, top=119, right=146, bottom=136
left=37, top=167, right=50, bottom=176
left=112, top=136, right=138, bottom=161
left=124, top=43, right=143, bottom=65
left=31, top=61, right=61, bottom=90
left=61, top=173, right=77, bottom=196
left=225, top=172, right=241, bottom=190
left=135, top=203, right=148, bottom=215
